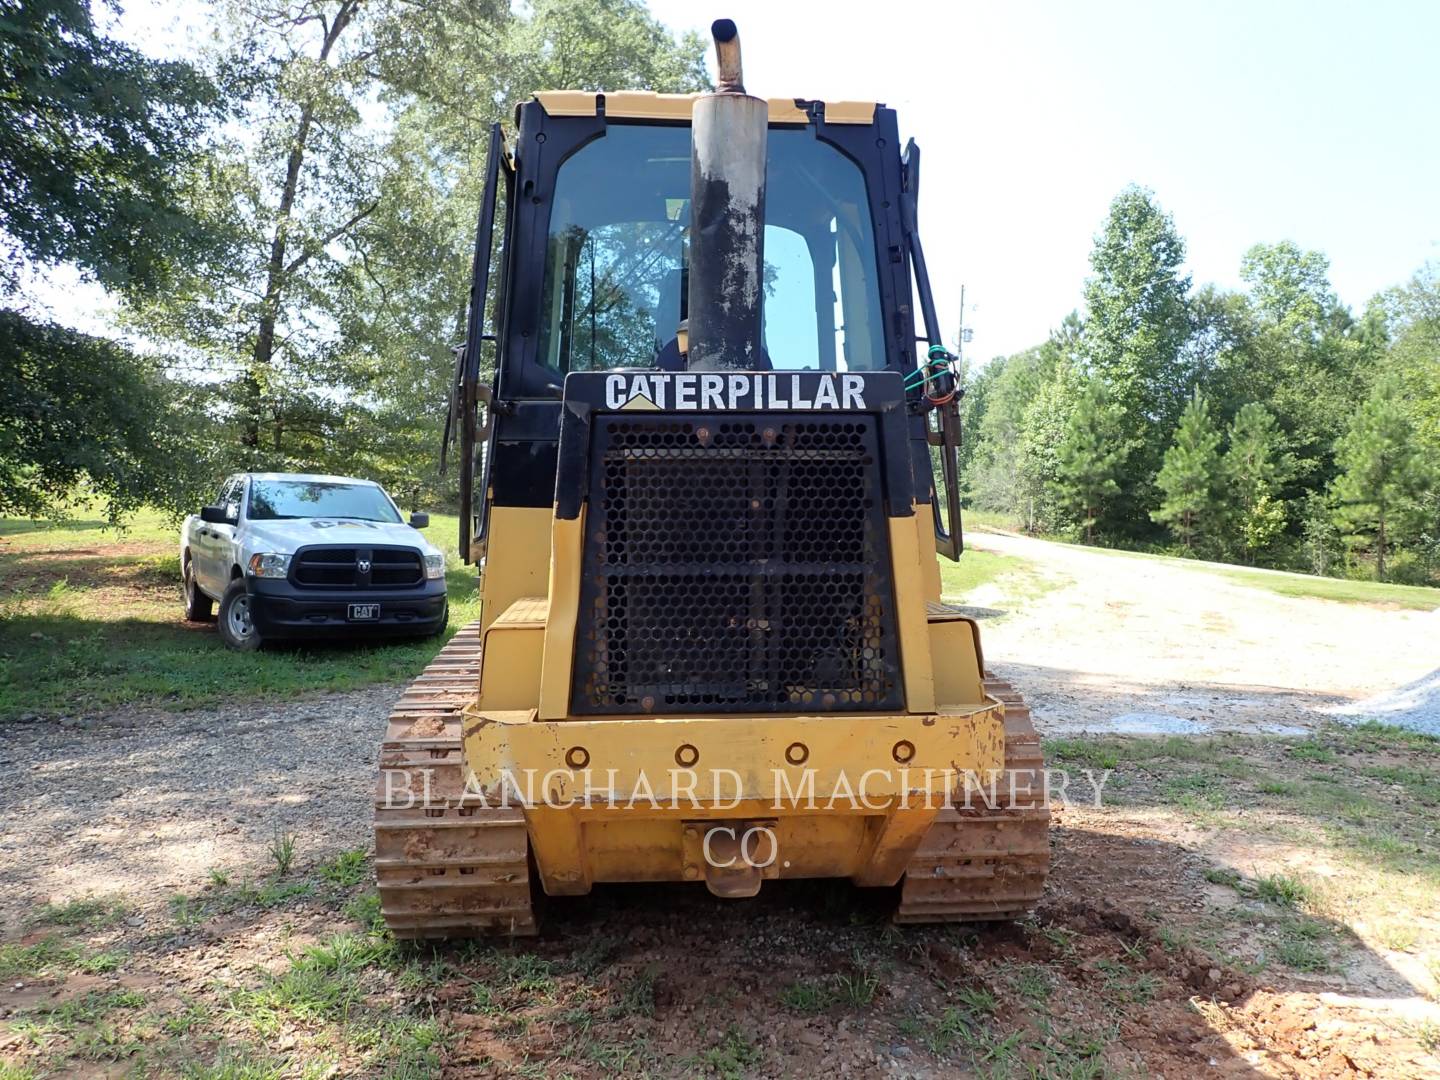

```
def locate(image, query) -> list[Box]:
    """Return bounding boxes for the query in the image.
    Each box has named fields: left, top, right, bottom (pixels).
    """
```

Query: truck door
left=197, top=476, right=243, bottom=594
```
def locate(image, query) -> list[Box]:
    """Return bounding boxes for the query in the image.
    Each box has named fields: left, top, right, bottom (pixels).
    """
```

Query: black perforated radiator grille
left=571, top=415, right=903, bottom=715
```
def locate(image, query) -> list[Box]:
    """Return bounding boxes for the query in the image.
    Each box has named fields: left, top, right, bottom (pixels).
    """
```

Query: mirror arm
left=901, top=137, right=963, bottom=561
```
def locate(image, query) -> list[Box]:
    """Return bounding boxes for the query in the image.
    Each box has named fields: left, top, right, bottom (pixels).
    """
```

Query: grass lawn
left=1046, top=722, right=1440, bottom=986
left=1, top=505, right=1062, bottom=718
left=963, top=510, right=1440, bottom=612
left=936, top=548, right=1014, bottom=597
left=938, top=543, right=1064, bottom=616
left=1211, top=564, right=1440, bottom=611
left=1076, top=544, right=1440, bottom=611
left=0, top=508, right=478, bottom=720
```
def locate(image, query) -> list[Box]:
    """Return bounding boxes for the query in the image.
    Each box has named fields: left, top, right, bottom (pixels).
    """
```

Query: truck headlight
left=424, top=553, right=446, bottom=580
left=247, top=552, right=291, bottom=579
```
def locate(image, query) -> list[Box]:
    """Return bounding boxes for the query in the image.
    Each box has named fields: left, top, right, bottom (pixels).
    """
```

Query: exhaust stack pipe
left=686, top=19, right=767, bottom=372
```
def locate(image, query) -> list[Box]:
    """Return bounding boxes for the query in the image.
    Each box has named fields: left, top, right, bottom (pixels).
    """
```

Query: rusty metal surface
left=894, top=675, right=1051, bottom=923
left=710, top=18, right=745, bottom=94
left=373, top=623, right=537, bottom=938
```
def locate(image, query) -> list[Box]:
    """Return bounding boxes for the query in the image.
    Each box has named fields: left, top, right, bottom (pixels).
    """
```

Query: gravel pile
left=1325, top=667, right=1440, bottom=736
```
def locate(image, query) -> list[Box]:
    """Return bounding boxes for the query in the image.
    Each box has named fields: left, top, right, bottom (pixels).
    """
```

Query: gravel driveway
left=0, top=684, right=400, bottom=936
left=967, top=530, right=1440, bottom=735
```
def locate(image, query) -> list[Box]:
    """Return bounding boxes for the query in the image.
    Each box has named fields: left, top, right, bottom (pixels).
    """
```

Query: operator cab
left=450, top=91, right=962, bottom=564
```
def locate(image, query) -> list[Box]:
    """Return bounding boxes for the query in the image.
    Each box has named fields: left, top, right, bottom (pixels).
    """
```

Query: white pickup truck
left=181, top=472, right=449, bottom=651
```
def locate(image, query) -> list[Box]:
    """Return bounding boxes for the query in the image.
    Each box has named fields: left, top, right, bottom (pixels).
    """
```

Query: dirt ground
left=2, top=536, right=1439, bottom=1077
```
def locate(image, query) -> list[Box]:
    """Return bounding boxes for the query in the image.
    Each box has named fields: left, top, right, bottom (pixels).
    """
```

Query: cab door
left=445, top=122, right=506, bottom=564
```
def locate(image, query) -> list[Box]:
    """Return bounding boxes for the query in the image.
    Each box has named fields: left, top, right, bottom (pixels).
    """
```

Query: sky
left=646, top=0, right=1440, bottom=360
left=33, top=0, right=1440, bottom=363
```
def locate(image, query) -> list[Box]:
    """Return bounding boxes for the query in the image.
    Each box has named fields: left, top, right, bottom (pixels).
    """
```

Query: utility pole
left=956, top=284, right=965, bottom=369
left=955, top=284, right=972, bottom=378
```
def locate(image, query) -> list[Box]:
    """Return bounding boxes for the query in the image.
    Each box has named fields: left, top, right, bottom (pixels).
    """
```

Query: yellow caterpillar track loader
left=374, top=20, right=1049, bottom=938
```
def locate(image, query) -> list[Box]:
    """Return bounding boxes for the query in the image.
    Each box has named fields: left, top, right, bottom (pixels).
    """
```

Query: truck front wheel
left=217, top=579, right=263, bottom=652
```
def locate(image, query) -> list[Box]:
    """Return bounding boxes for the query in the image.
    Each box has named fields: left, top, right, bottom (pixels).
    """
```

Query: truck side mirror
left=409, top=512, right=430, bottom=529
left=199, top=506, right=229, bottom=525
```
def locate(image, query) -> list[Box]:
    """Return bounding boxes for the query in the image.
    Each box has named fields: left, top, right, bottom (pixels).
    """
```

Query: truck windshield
left=248, top=481, right=401, bottom=523
left=534, top=124, right=887, bottom=375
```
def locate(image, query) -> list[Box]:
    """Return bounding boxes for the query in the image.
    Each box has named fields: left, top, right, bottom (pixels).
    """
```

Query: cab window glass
left=221, top=478, right=243, bottom=521
left=533, top=125, right=886, bottom=378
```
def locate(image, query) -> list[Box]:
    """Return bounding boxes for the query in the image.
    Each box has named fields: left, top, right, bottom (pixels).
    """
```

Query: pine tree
left=1152, top=391, right=1223, bottom=550
left=1054, top=380, right=1134, bottom=544
left=1330, top=378, right=1432, bottom=580
left=1224, top=402, right=1290, bottom=562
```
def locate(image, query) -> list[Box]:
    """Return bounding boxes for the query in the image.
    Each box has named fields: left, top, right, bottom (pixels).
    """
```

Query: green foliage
left=1080, top=186, right=1194, bottom=483
left=0, top=0, right=217, bottom=295
left=963, top=315, right=1083, bottom=533
left=1384, top=265, right=1440, bottom=455
left=1239, top=493, right=1287, bottom=560
left=318, top=848, right=369, bottom=887
left=0, top=936, right=79, bottom=979
left=0, top=509, right=478, bottom=719
left=31, top=894, right=129, bottom=929
left=1331, top=377, right=1433, bottom=580
left=699, top=1026, right=761, bottom=1079
left=778, top=980, right=832, bottom=1014
left=125, top=0, right=710, bottom=506
left=962, top=191, right=1439, bottom=585
left=269, top=828, right=298, bottom=876
left=1152, top=391, right=1223, bottom=550
left=1301, top=492, right=1344, bottom=575
left=1254, top=873, right=1315, bottom=908
left=0, top=312, right=216, bottom=524
left=1053, top=378, right=1134, bottom=543
left=1224, top=403, right=1291, bottom=561
left=1241, top=241, right=1336, bottom=332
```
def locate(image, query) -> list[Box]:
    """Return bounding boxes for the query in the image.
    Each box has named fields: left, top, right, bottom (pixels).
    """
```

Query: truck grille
left=291, top=547, right=423, bottom=589
left=572, top=415, right=902, bottom=714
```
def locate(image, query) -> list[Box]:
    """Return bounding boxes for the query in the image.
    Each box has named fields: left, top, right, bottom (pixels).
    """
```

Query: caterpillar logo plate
left=604, top=371, right=867, bottom=412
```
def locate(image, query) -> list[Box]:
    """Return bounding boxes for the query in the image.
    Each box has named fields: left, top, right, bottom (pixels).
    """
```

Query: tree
left=1209, top=242, right=1375, bottom=505
left=1301, top=493, right=1342, bottom=576
left=127, top=0, right=708, bottom=496
left=349, top=0, right=709, bottom=498
left=0, top=313, right=214, bottom=522
left=0, top=0, right=217, bottom=295
left=126, top=0, right=407, bottom=461
left=1223, top=403, right=1291, bottom=562
left=0, top=0, right=217, bottom=522
left=1014, top=329, right=1085, bottom=534
left=1330, top=378, right=1432, bottom=580
left=1079, top=186, right=1194, bottom=515
left=1054, top=379, right=1134, bottom=544
left=962, top=314, right=1083, bottom=529
left=964, top=347, right=1052, bottom=522
left=1240, top=241, right=1336, bottom=335
left=1152, top=391, right=1223, bottom=551
left=1382, top=263, right=1440, bottom=459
